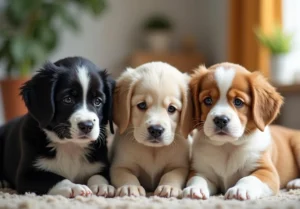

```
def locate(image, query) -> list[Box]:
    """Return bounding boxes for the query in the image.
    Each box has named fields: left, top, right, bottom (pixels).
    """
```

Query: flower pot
left=145, top=30, right=172, bottom=53
left=0, top=78, right=28, bottom=122
left=270, top=54, right=294, bottom=85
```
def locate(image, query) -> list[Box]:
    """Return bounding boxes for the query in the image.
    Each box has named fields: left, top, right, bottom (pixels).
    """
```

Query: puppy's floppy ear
left=180, top=74, right=195, bottom=138
left=100, top=70, right=116, bottom=134
left=250, top=72, right=283, bottom=131
left=113, top=68, right=136, bottom=134
left=189, top=65, right=208, bottom=127
left=20, top=62, right=59, bottom=128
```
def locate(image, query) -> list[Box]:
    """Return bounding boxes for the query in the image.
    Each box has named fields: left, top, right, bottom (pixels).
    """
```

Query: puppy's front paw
left=89, top=184, right=115, bottom=197
left=225, top=185, right=258, bottom=200
left=287, top=179, right=300, bottom=190
left=48, top=180, right=92, bottom=198
left=116, top=185, right=146, bottom=197
left=154, top=185, right=182, bottom=198
left=183, top=186, right=209, bottom=199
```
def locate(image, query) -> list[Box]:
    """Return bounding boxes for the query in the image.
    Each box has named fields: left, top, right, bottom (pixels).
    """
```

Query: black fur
left=0, top=57, right=115, bottom=194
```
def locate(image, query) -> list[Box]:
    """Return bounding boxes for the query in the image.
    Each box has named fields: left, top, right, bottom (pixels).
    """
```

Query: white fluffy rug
left=1, top=189, right=300, bottom=209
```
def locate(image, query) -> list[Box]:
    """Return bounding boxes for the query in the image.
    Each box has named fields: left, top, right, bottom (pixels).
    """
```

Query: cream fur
left=111, top=62, right=191, bottom=198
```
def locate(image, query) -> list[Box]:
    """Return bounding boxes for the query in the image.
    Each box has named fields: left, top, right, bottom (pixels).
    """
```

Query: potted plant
left=0, top=0, right=106, bottom=121
left=255, top=25, right=293, bottom=85
left=143, top=15, right=173, bottom=53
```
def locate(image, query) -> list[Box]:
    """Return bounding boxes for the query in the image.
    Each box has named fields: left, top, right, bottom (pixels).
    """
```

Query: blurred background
left=0, top=0, right=299, bottom=129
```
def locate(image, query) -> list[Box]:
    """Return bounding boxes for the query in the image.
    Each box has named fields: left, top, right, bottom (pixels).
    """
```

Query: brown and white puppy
left=183, top=62, right=300, bottom=200
left=110, top=62, right=193, bottom=197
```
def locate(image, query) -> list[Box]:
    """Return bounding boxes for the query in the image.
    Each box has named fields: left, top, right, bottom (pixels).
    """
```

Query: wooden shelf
left=129, top=50, right=205, bottom=73
left=275, top=84, right=300, bottom=94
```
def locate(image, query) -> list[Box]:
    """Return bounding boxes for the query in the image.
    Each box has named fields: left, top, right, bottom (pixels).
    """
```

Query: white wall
left=282, top=0, right=300, bottom=73
left=195, top=0, right=228, bottom=64
left=277, top=0, right=300, bottom=129
left=0, top=0, right=228, bottom=125
left=50, top=0, right=228, bottom=74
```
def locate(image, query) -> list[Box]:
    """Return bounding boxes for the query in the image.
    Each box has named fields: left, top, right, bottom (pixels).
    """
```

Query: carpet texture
left=1, top=189, right=300, bottom=209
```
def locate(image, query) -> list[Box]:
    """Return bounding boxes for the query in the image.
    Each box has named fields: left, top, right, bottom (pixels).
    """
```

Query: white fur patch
left=48, top=179, right=92, bottom=197
left=183, top=175, right=216, bottom=199
left=191, top=127, right=272, bottom=195
left=287, top=178, right=300, bottom=189
left=214, top=67, right=235, bottom=97
left=87, top=175, right=115, bottom=197
left=225, top=176, right=273, bottom=200
left=203, top=66, right=244, bottom=142
left=77, top=66, right=90, bottom=107
left=34, top=142, right=104, bottom=183
left=68, top=66, right=99, bottom=140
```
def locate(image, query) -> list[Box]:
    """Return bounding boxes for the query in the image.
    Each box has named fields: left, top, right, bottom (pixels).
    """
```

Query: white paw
left=116, top=185, right=146, bottom=197
left=48, top=179, right=92, bottom=198
left=154, top=185, right=182, bottom=198
left=287, top=179, right=300, bottom=190
left=183, top=186, right=209, bottom=199
left=89, top=184, right=115, bottom=197
left=225, top=185, right=259, bottom=200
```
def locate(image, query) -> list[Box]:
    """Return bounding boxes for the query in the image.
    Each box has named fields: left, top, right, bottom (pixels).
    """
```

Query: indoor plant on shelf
left=143, top=15, right=173, bottom=53
left=0, top=0, right=106, bottom=121
left=255, top=25, right=293, bottom=85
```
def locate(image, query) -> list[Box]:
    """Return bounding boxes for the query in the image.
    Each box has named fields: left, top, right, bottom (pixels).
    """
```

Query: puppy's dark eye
left=63, top=96, right=74, bottom=105
left=137, top=102, right=147, bottom=110
left=203, top=97, right=213, bottom=106
left=167, top=105, right=176, bottom=114
left=94, top=97, right=102, bottom=107
left=233, top=98, right=244, bottom=108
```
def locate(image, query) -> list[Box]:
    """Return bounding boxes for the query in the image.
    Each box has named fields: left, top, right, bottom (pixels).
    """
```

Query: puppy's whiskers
left=97, top=127, right=107, bottom=147
left=194, top=120, right=205, bottom=129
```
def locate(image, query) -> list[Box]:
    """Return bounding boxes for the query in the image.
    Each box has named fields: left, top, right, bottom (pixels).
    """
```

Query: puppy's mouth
left=215, top=130, right=229, bottom=136
left=214, top=127, right=232, bottom=136
left=78, top=134, right=97, bottom=141
left=78, top=135, right=89, bottom=139
left=148, top=139, right=162, bottom=144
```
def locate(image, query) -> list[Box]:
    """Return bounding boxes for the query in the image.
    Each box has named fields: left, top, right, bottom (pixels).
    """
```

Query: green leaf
left=0, top=40, right=10, bottom=61
left=35, top=23, right=58, bottom=51
left=88, top=0, right=106, bottom=15
left=54, top=4, right=80, bottom=31
left=10, top=36, right=28, bottom=62
left=6, top=0, right=43, bottom=25
left=27, top=39, right=47, bottom=65
left=254, top=25, right=293, bottom=55
left=70, top=0, right=107, bottom=15
left=0, top=0, right=107, bottom=76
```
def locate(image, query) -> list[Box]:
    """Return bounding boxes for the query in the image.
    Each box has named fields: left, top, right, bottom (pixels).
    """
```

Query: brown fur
left=249, top=72, right=284, bottom=131
left=188, top=62, right=300, bottom=196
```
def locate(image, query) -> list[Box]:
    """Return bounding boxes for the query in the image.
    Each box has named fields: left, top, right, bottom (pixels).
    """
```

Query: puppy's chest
left=34, top=144, right=104, bottom=183
left=193, top=143, right=260, bottom=191
left=134, top=145, right=185, bottom=190
left=137, top=148, right=172, bottom=176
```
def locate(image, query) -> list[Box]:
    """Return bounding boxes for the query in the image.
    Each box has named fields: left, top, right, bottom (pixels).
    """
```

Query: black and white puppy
left=0, top=56, right=115, bottom=197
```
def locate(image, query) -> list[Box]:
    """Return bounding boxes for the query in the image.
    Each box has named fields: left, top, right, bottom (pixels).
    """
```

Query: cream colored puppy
left=111, top=62, right=193, bottom=198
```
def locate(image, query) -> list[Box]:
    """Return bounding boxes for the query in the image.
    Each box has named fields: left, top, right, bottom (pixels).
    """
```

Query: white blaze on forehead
left=203, top=66, right=244, bottom=141
left=68, top=66, right=99, bottom=140
left=77, top=66, right=90, bottom=106
left=215, top=67, right=236, bottom=98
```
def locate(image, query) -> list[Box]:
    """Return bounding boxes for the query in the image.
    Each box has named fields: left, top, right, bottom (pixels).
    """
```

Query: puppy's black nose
left=148, top=125, right=165, bottom=138
left=213, top=116, right=230, bottom=129
left=78, top=121, right=94, bottom=134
